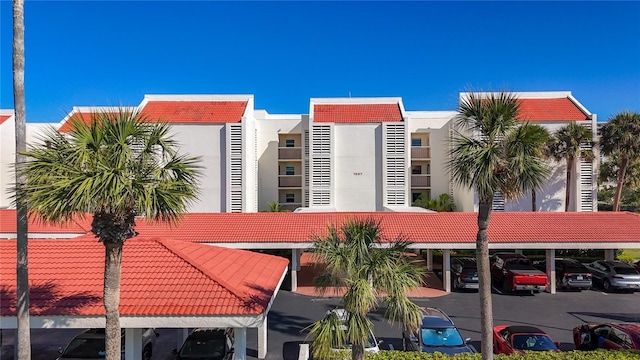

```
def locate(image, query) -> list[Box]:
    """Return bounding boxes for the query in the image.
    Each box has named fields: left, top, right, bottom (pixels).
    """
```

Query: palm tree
left=518, top=124, right=551, bottom=211
left=307, top=218, right=424, bottom=360
left=549, top=122, right=595, bottom=211
left=16, top=110, right=201, bottom=360
left=599, top=111, right=640, bottom=211
left=12, top=0, right=30, bottom=358
left=447, top=91, right=549, bottom=360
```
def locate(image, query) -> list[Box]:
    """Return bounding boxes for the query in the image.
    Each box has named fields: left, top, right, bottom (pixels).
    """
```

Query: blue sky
left=1, top=1, right=639, bottom=123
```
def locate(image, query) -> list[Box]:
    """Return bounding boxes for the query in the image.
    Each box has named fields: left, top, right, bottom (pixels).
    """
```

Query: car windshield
left=614, top=267, right=639, bottom=275
left=421, top=327, right=464, bottom=347
left=512, top=334, right=557, bottom=351
left=60, top=338, right=106, bottom=358
left=179, top=337, right=226, bottom=359
left=331, top=332, right=377, bottom=349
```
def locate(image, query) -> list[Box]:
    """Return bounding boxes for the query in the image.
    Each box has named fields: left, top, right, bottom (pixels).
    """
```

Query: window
left=412, top=192, right=423, bottom=203
left=285, top=166, right=295, bottom=175
left=411, top=138, right=422, bottom=147
left=412, top=165, right=422, bottom=175
left=285, top=194, right=295, bottom=203
left=285, top=139, right=295, bottom=147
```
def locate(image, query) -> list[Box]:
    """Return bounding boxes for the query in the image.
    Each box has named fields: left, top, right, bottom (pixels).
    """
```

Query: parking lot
left=1, top=288, right=638, bottom=359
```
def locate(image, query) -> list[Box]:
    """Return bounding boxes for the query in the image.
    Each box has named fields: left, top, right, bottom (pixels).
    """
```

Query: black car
left=402, top=307, right=476, bottom=355
left=534, top=258, right=592, bottom=291
left=451, top=257, right=479, bottom=291
left=173, top=328, right=234, bottom=360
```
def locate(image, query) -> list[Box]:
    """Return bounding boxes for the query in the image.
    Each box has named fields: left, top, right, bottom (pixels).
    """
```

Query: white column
left=604, top=249, right=615, bottom=261
left=443, top=249, right=451, bottom=293
left=233, top=327, right=247, bottom=360
left=426, top=249, right=433, bottom=271
left=177, top=328, right=189, bottom=350
left=125, top=328, right=143, bottom=360
left=545, top=249, right=556, bottom=294
left=291, top=248, right=299, bottom=291
left=257, top=316, right=267, bottom=359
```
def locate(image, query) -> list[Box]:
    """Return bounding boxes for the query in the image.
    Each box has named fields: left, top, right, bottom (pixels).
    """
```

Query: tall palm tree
left=307, top=218, right=424, bottom=360
left=16, top=110, right=201, bottom=360
left=549, top=122, right=595, bottom=211
left=517, top=124, right=551, bottom=211
left=599, top=111, right=640, bottom=211
left=12, top=0, right=30, bottom=358
left=447, top=91, right=549, bottom=360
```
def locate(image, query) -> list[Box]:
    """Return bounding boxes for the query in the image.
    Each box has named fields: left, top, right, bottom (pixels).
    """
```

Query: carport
left=0, top=237, right=289, bottom=360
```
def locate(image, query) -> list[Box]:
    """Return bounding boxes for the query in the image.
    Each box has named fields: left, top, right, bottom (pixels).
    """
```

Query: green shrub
left=362, top=350, right=640, bottom=360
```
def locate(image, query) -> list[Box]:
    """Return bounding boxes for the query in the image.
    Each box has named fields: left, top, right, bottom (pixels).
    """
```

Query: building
left=0, top=91, right=598, bottom=213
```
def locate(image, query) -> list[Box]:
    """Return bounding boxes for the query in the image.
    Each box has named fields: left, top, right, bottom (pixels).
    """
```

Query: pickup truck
left=490, top=253, right=548, bottom=293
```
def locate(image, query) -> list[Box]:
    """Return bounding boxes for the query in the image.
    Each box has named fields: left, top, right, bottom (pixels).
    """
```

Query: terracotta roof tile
left=0, top=209, right=91, bottom=235
left=139, top=101, right=247, bottom=124
left=0, top=115, right=11, bottom=125
left=58, top=112, right=96, bottom=132
left=0, top=237, right=288, bottom=317
left=517, top=98, right=589, bottom=121
left=314, top=104, right=403, bottom=123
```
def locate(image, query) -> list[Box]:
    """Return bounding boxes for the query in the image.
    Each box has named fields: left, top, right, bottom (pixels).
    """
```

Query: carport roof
left=0, top=237, right=289, bottom=317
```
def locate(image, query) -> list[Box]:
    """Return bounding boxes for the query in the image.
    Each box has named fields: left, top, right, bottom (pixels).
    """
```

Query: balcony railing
left=411, top=146, right=431, bottom=159
left=411, top=174, right=431, bottom=188
left=279, top=175, right=302, bottom=187
left=278, top=147, right=302, bottom=160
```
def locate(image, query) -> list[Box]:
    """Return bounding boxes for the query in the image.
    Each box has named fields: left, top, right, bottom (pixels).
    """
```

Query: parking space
left=2, top=289, right=638, bottom=359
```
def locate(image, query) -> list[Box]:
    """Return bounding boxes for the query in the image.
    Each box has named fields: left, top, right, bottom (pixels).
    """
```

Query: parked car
left=490, top=253, right=548, bottom=293
left=573, top=323, right=640, bottom=350
left=585, top=260, right=640, bottom=292
left=633, top=260, right=640, bottom=272
left=402, top=307, right=476, bottom=355
left=451, top=257, right=479, bottom=291
left=323, top=309, right=381, bottom=354
left=57, top=328, right=158, bottom=360
left=173, top=328, right=235, bottom=360
left=493, top=325, right=560, bottom=354
left=533, top=258, right=592, bottom=291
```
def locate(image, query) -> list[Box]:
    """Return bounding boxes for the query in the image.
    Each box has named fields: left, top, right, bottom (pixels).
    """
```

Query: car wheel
left=603, top=279, right=612, bottom=292
left=142, top=345, right=152, bottom=360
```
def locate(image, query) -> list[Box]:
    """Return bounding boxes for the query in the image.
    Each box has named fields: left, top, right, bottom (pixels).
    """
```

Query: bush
left=362, top=350, right=640, bottom=360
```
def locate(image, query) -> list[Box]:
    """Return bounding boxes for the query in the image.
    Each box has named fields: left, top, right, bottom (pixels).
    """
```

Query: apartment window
left=285, top=166, right=295, bottom=175
left=412, top=192, right=423, bottom=203
left=412, top=165, right=422, bottom=175
left=411, top=138, right=422, bottom=147
left=285, top=193, right=295, bottom=203
left=285, top=139, right=295, bottom=147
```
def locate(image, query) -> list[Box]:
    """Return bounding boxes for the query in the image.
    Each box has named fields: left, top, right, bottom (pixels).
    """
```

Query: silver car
left=586, top=260, right=640, bottom=292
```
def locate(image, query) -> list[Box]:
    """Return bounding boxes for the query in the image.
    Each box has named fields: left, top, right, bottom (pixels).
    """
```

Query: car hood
left=421, top=345, right=475, bottom=354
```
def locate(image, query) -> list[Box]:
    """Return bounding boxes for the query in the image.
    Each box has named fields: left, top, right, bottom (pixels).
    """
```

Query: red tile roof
left=139, top=101, right=248, bottom=124
left=0, top=237, right=288, bottom=317
left=0, top=115, right=11, bottom=125
left=0, top=209, right=91, bottom=235
left=58, top=112, right=98, bottom=133
left=314, top=104, right=403, bottom=123
left=517, top=98, right=589, bottom=121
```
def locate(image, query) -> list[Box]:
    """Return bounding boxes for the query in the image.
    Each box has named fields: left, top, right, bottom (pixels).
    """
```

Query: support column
left=443, top=249, right=451, bottom=293
left=258, top=316, right=267, bottom=359
left=545, top=249, right=556, bottom=294
left=604, top=249, right=615, bottom=261
left=233, top=327, right=247, bottom=360
left=291, top=249, right=300, bottom=292
left=426, top=249, right=433, bottom=271
left=125, top=328, right=143, bottom=360
left=177, top=328, right=189, bottom=350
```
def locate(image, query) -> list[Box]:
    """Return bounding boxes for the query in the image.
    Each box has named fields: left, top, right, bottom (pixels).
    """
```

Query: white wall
left=0, top=113, right=15, bottom=208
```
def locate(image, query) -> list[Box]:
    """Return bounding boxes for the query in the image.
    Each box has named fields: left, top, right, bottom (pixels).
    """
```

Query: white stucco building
left=0, top=91, right=598, bottom=213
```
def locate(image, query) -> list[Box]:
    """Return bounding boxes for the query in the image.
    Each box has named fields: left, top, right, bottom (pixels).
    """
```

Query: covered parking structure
left=0, top=237, right=289, bottom=360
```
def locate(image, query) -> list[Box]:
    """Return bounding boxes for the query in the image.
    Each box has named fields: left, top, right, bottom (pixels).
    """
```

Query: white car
left=327, top=309, right=381, bottom=354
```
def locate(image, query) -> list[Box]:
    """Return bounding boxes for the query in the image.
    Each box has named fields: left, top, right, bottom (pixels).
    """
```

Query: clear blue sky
left=1, top=1, right=639, bottom=123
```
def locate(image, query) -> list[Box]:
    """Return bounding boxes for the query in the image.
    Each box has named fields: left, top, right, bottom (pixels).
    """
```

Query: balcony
left=278, top=147, right=302, bottom=160
left=411, top=174, right=431, bottom=188
left=279, top=175, right=302, bottom=188
left=411, top=146, right=431, bottom=159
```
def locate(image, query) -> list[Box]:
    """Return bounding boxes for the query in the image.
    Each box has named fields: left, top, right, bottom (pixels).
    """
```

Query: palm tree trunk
left=613, top=156, right=629, bottom=211
left=565, top=157, right=573, bottom=212
left=104, top=242, right=123, bottom=360
left=13, top=0, right=31, bottom=358
left=476, top=201, right=493, bottom=360
left=351, top=343, right=364, bottom=360
left=531, top=189, right=537, bottom=212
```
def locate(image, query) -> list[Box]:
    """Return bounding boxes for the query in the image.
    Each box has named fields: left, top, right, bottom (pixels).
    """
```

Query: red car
left=573, top=323, right=640, bottom=350
left=493, top=325, right=560, bottom=354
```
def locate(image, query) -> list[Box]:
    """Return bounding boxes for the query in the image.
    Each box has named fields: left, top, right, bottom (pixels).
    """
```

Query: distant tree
left=17, top=110, right=201, bottom=360
left=413, top=193, right=456, bottom=212
left=268, top=201, right=290, bottom=212
left=519, top=124, right=552, bottom=211
left=307, top=218, right=424, bottom=360
left=549, top=122, right=595, bottom=211
left=599, top=111, right=640, bottom=211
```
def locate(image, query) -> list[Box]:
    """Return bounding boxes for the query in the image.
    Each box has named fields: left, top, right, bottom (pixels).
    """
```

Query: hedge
left=358, top=350, right=640, bottom=360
